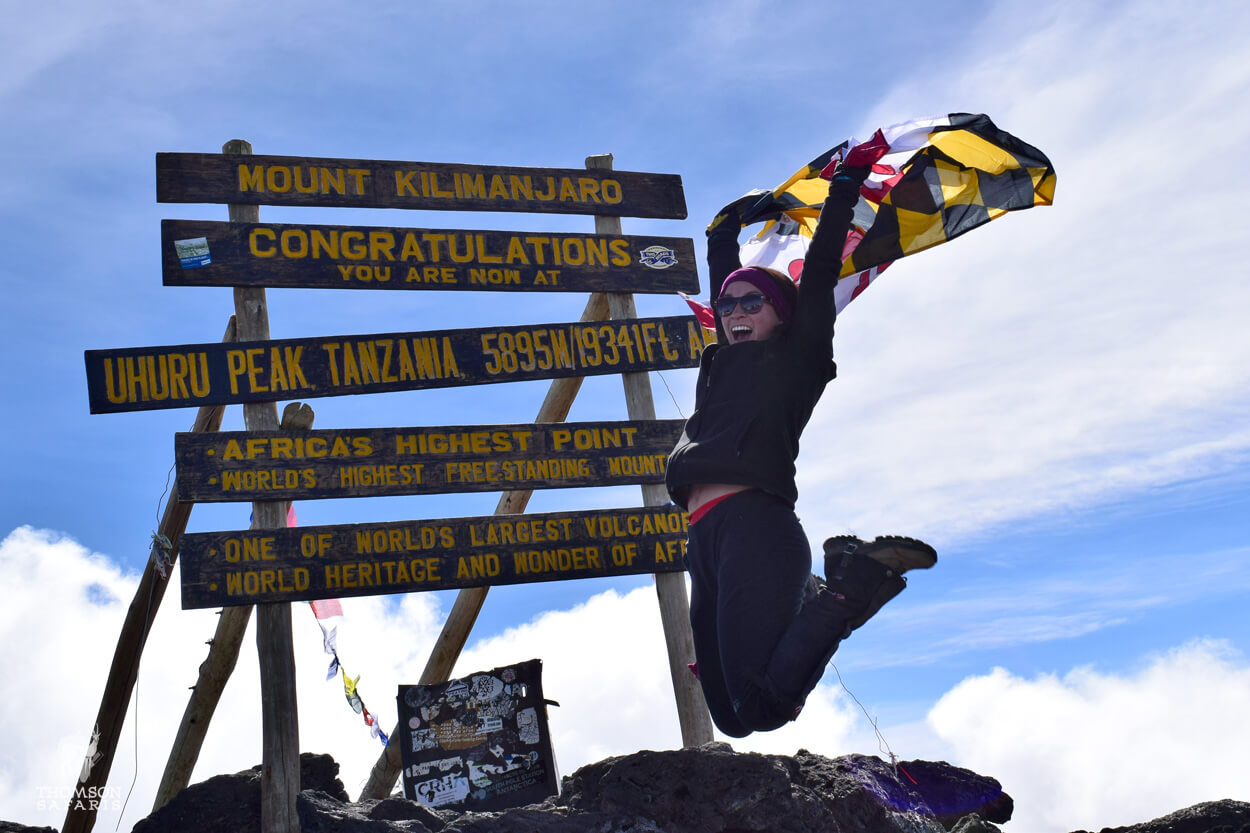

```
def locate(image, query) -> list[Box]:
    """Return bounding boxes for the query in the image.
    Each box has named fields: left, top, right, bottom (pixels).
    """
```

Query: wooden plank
left=61, top=319, right=236, bottom=833
left=175, top=418, right=684, bottom=502
left=179, top=504, right=690, bottom=609
left=155, top=153, right=687, bottom=218
left=161, top=219, right=697, bottom=294
left=85, top=315, right=706, bottom=414
left=589, top=152, right=714, bottom=747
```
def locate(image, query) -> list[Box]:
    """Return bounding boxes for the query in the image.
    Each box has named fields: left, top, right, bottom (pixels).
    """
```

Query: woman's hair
left=714, top=266, right=798, bottom=343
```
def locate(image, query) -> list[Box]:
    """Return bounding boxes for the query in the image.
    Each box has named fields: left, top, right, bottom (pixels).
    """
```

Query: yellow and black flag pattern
left=735, top=112, right=1056, bottom=281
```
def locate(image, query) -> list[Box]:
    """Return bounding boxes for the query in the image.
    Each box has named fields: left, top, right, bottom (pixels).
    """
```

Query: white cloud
left=4, top=526, right=842, bottom=829
left=926, top=639, right=1250, bottom=833
left=846, top=543, right=1250, bottom=670
left=8, top=526, right=1247, bottom=833
left=0, top=526, right=446, bottom=830
left=793, top=0, right=1250, bottom=548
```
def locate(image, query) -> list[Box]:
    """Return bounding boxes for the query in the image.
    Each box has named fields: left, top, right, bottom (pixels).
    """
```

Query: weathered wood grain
left=180, top=504, right=690, bottom=609
left=156, top=153, right=687, bottom=218
left=161, top=219, right=697, bottom=293
left=175, top=419, right=683, bottom=501
left=85, top=315, right=706, bottom=413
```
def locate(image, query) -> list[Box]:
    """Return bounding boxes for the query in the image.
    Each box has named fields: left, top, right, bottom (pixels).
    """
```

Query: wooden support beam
left=61, top=318, right=236, bottom=833
left=587, top=153, right=714, bottom=748
left=222, top=138, right=301, bottom=833
left=153, top=402, right=314, bottom=810
left=356, top=290, right=612, bottom=801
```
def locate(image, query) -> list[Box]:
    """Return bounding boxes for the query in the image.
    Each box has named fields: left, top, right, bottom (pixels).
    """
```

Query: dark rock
left=131, top=751, right=348, bottom=833
left=441, top=807, right=668, bottom=832
left=893, top=758, right=1013, bottom=825
left=4, top=748, right=1243, bottom=833
left=117, top=745, right=1008, bottom=833
left=555, top=743, right=954, bottom=833
left=366, top=796, right=449, bottom=827
left=0, top=822, right=59, bottom=833
left=1069, top=799, right=1250, bottom=833
left=297, top=789, right=451, bottom=832
left=949, top=815, right=1003, bottom=833
left=296, top=752, right=352, bottom=802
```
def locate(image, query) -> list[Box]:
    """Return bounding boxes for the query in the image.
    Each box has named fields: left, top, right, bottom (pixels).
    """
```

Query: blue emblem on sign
left=175, top=237, right=212, bottom=269
left=638, top=245, right=677, bottom=269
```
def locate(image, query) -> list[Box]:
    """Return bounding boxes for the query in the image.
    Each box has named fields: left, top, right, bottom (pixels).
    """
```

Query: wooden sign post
left=75, top=140, right=713, bottom=827
left=589, top=152, right=713, bottom=747
left=153, top=401, right=314, bottom=811
left=221, top=139, right=301, bottom=833
left=60, top=321, right=236, bottom=833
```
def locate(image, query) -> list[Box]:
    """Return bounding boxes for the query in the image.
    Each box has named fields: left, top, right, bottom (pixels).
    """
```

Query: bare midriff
left=686, top=482, right=753, bottom=517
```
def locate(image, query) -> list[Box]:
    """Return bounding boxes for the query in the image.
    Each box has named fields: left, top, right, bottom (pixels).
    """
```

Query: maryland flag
left=688, top=113, right=1055, bottom=324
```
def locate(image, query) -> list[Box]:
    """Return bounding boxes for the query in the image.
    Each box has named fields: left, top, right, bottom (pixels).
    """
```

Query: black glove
left=827, top=161, right=870, bottom=193
left=806, top=163, right=870, bottom=266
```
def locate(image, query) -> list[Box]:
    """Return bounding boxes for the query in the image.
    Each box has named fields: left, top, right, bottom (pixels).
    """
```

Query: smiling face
left=718, top=280, right=784, bottom=343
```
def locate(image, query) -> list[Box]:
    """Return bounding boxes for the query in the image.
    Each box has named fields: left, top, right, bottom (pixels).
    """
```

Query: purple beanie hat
left=719, top=267, right=794, bottom=322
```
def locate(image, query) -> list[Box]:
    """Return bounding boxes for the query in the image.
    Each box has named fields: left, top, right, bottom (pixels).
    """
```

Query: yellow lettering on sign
left=237, top=165, right=369, bottom=195
left=605, top=453, right=667, bottom=477
left=222, top=346, right=308, bottom=395
left=101, top=352, right=211, bottom=405
left=354, top=525, right=451, bottom=554
left=337, top=463, right=424, bottom=488
left=222, top=536, right=277, bottom=562
left=456, top=553, right=501, bottom=580
left=325, top=558, right=440, bottom=589
left=219, top=468, right=317, bottom=491
left=511, top=546, right=602, bottom=576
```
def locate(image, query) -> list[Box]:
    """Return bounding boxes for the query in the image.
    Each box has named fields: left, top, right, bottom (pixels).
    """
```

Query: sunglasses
left=715, top=293, right=769, bottom=317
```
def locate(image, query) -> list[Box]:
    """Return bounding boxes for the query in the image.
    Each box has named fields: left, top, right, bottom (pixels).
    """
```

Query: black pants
left=686, top=489, right=831, bottom=737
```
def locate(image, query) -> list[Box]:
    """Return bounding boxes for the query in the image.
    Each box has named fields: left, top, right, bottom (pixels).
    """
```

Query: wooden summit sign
left=179, top=504, right=690, bottom=609
left=176, top=419, right=684, bottom=501
left=85, top=315, right=706, bottom=413
left=156, top=154, right=686, bottom=218
left=161, top=220, right=698, bottom=294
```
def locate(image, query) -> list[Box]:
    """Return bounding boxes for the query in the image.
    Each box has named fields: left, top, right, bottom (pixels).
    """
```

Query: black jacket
left=666, top=169, right=865, bottom=509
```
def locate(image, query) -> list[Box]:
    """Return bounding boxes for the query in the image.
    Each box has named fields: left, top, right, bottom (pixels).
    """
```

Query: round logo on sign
left=638, top=245, right=677, bottom=269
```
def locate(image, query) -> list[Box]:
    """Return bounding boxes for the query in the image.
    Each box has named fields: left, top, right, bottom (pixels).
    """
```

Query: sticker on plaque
left=639, top=245, right=678, bottom=269
left=174, top=237, right=212, bottom=269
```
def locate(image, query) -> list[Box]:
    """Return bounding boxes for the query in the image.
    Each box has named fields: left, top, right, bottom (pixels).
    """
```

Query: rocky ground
left=3, top=745, right=1246, bottom=832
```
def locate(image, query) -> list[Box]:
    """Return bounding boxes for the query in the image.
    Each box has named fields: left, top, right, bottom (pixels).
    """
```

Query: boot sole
left=858, top=536, right=937, bottom=571
left=823, top=535, right=937, bottom=572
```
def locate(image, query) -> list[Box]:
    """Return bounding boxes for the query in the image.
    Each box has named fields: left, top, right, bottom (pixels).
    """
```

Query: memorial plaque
left=398, top=659, right=558, bottom=811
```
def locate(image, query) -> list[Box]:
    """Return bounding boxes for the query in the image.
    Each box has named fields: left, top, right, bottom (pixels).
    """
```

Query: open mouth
left=730, top=324, right=753, bottom=342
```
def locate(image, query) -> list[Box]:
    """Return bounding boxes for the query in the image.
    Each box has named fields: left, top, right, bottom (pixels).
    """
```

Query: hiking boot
left=822, top=534, right=937, bottom=633
left=823, top=535, right=936, bottom=577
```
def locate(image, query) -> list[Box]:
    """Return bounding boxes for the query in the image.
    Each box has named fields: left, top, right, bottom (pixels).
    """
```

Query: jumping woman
left=666, top=158, right=937, bottom=737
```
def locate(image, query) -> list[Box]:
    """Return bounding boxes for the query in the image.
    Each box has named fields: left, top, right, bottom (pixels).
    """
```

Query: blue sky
left=2, top=1, right=1249, bottom=831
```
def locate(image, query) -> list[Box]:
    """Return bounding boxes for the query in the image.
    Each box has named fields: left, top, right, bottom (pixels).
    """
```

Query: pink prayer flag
left=311, top=599, right=343, bottom=619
